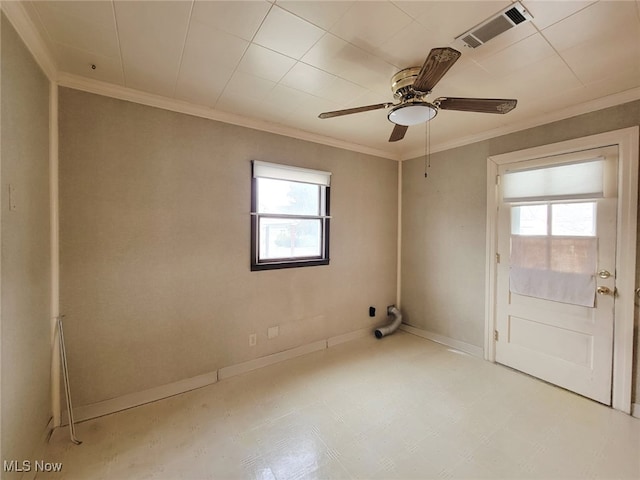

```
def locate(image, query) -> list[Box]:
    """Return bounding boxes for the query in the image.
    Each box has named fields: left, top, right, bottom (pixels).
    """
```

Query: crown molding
left=57, top=72, right=400, bottom=161
left=1, top=1, right=57, bottom=81
left=401, top=86, right=640, bottom=161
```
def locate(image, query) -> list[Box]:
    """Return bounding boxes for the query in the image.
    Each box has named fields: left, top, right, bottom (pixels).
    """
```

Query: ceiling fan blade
left=436, top=97, right=517, bottom=114
left=412, top=47, right=461, bottom=93
left=318, top=102, right=393, bottom=119
left=389, top=124, right=408, bottom=142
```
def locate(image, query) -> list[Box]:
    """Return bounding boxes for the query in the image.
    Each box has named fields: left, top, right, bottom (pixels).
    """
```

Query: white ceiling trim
left=53, top=70, right=640, bottom=164
left=1, top=1, right=57, bottom=81
left=401, top=86, right=640, bottom=161
left=57, top=72, right=398, bottom=161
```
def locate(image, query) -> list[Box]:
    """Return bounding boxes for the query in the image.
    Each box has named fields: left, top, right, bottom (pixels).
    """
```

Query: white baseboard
left=218, top=340, right=327, bottom=380
left=327, top=327, right=372, bottom=347
left=63, top=370, right=219, bottom=425
left=632, top=403, right=640, bottom=419
left=62, top=329, right=374, bottom=425
left=399, top=324, right=484, bottom=358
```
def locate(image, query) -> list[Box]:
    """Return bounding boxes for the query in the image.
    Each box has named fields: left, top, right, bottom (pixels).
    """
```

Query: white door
left=495, top=146, right=618, bottom=405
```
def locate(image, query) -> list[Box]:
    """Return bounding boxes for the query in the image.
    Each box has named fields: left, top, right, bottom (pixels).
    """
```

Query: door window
left=509, top=201, right=598, bottom=307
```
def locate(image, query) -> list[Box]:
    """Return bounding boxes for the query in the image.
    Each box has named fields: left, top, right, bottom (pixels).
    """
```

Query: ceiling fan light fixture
left=388, top=102, right=437, bottom=126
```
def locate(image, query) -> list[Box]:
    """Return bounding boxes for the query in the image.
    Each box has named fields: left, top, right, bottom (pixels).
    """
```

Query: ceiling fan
left=318, top=47, right=517, bottom=142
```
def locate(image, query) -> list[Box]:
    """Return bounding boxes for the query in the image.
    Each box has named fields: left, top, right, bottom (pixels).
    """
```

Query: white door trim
left=485, top=126, right=639, bottom=414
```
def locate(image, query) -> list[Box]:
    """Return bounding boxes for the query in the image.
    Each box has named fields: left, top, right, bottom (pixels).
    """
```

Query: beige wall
left=58, top=88, right=398, bottom=407
left=1, top=13, right=52, bottom=475
left=401, top=100, right=640, bottom=403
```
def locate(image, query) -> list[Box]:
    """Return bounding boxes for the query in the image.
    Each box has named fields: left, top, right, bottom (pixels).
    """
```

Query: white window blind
left=253, top=161, right=331, bottom=187
left=502, top=158, right=604, bottom=202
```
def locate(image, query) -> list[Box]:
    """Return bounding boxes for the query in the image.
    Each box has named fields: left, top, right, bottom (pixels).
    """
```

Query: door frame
left=485, top=126, right=639, bottom=414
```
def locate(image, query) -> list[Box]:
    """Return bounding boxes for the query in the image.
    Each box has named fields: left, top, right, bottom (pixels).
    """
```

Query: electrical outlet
left=249, top=333, right=257, bottom=346
left=267, top=326, right=279, bottom=339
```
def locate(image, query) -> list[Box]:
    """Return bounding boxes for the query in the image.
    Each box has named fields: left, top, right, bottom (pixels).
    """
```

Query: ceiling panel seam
left=171, top=0, right=195, bottom=98
left=212, top=2, right=275, bottom=108
left=110, top=0, right=126, bottom=86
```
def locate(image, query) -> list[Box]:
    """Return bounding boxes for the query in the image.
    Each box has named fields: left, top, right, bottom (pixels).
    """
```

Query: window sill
left=251, top=258, right=330, bottom=271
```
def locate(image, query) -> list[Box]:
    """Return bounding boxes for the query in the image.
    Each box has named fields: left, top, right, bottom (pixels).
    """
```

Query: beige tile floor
left=39, top=331, right=639, bottom=479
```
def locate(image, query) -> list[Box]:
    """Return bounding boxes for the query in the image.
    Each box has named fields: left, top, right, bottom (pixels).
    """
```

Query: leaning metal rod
left=57, top=316, right=82, bottom=445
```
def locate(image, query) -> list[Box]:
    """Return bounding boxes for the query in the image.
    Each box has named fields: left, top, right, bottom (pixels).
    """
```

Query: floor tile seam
left=308, top=434, right=357, bottom=480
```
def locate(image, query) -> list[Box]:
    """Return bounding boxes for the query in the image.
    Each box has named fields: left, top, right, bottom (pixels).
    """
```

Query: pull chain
left=424, top=120, right=431, bottom=178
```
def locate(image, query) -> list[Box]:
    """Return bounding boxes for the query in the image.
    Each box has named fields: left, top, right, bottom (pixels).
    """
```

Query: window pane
left=551, top=202, right=596, bottom=236
left=511, top=205, right=547, bottom=235
left=259, top=218, right=322, bottom=260
left=257, top=178, right=320, bottom=215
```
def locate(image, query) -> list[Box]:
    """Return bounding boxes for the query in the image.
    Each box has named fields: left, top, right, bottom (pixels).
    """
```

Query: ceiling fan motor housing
left=389, top=67, right=438, bottom=126
left=391, top=67, right=424, bottom=98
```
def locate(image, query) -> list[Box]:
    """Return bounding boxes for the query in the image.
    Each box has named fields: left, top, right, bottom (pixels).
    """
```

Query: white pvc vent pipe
left=374, top=306, right=403, bottom=339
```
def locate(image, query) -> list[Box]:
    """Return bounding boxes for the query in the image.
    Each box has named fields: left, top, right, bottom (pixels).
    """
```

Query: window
left=251, top=161, right=331, bottom=270
left=511, top=201, right=597, bottom=274
left=509, top=201, right=598, bottom=306
left=504, top=158, right=603, bottom=305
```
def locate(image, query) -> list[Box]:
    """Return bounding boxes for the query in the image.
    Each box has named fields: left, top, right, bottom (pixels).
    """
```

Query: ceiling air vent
left=454, top=2, right=532, bottom=49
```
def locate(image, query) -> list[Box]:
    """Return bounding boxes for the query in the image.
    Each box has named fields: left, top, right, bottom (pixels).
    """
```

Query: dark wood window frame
left=250, top=162, right=330, bottom=271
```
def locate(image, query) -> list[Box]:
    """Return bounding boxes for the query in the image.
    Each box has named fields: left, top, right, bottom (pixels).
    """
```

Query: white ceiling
left=22, top=0, right=640, bottom=159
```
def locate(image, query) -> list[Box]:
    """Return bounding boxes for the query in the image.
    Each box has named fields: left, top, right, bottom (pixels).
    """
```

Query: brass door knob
left=597, top=286, right=612, bottom=295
